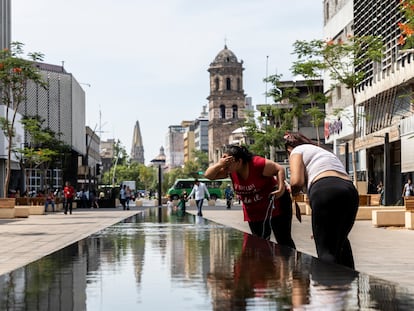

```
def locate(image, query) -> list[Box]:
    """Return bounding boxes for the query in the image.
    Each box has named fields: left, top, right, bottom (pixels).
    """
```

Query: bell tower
left=207, top=45, right=246, bottom=164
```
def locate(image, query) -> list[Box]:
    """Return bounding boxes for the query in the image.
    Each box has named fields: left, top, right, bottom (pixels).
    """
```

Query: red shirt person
left=63, top=181, right=75, bottom=215
left=205, top=144, right=295, bottom=248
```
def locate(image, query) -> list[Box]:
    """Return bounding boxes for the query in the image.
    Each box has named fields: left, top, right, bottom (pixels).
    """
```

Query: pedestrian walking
left=188, top=179, right=210, bottom=217
left=120, top=184, right=127, bottom=210
left=63, top=181, right=75, bottom=215
left=224, top=184, right=234, bottom=209
left=402, top=178, right=413, bottom=197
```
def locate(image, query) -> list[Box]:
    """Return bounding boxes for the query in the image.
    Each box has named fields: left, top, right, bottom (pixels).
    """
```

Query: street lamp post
left=151, top=147, right=166, bottom=207
left=112, top=152, right=122, bottom=187
left=151, top=159, right=165, bottom=207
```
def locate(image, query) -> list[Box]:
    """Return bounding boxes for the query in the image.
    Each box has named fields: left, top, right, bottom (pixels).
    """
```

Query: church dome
left=212, top=45, right=239, bottom=64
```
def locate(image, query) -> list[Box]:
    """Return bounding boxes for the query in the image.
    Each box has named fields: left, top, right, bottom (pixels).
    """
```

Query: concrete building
left=183, top=123, right=195, bottom=163
left=100, top=139, right=115, bottom=184
left=323, top=0, right=414, bottom=204
left=207, top=45, right=246, bottom=164
left=194, top=105, right=209, bottom=153
left=77, top=126, right=101, bottom=191
left=13, top=62, right=87, bottom=194
left=0, top=0, right=10, bottom=50
left=164, top=125, right=186, bottom=169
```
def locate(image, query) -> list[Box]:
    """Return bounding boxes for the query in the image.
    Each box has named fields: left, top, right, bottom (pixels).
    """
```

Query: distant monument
left=130, top=120, right=145, bottom=164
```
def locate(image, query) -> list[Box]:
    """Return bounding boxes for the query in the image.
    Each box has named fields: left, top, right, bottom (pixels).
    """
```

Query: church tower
left=131, top=120, right=145, bottom=164
left=207, top=45, right=246, bottom=164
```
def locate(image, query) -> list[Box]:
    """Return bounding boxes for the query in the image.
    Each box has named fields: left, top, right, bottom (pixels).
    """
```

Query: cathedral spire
left=130, top=120, right=145, bottom=164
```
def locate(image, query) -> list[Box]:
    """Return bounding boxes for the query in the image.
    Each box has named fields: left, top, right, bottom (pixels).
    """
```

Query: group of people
left=119, top=184, right=133, bottom=210
left=205, top=131, right=359, bottom=269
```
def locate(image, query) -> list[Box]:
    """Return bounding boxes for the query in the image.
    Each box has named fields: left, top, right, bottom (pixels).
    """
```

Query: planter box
left=29, top=205, right=45, bottom=215
left=0, top=198, right=15, bottom=219
left=359, top=195, right=371, bottom=206
left=15, top=206, right=29, bottom=218
left=405, top=197, right=414, bottom=211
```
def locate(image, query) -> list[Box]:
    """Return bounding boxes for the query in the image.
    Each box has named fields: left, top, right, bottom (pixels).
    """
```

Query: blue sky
left=11, top=0, right=323, bottom=164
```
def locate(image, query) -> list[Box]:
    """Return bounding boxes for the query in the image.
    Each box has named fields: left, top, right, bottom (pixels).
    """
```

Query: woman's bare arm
left=263, top=159, right=285, bottom=199
left=205, top=156, right=231, bottom=180
left=289, top=153, right=306, bottom=195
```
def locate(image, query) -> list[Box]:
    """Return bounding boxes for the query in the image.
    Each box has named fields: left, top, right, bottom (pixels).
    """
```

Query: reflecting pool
left=0, top=207, right=413, bottom=310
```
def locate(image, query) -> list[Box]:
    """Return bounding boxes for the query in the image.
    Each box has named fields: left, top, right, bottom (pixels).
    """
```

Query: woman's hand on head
left=219, top=155, right=234, bottom=169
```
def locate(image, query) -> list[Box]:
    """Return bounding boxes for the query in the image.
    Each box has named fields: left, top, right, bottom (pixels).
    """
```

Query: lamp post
left=112, top=151, right=122, bottom=187
left=151, top=147, right=166, bottom=207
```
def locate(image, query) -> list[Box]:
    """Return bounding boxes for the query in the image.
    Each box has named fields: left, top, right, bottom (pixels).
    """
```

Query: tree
left=292, top=36, right=383, bottom=186
left=13, top=116, right=69, bottom=194
left=397, top=0, right=414, bottom=49
left=0, top=42, right=46, bottom=197
left=244, top=74, right=304, bottom=159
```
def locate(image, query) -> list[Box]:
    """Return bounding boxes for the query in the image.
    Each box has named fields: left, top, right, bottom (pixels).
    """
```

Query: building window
left=226, top=78, right=231, bottom=90
left=220, top=105, right=225, bottom=119
left=232, top=105, right=238, bottom=119
left=214, top=78, right=219, bottom=91
left=336, top=85, right=341, bottom=99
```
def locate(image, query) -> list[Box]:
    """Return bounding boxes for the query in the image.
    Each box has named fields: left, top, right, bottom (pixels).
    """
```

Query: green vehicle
left=167, top=178, right=232, bottom=201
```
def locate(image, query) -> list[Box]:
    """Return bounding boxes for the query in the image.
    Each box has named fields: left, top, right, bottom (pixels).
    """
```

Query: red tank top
left=230, top=156, right=281, bottom=222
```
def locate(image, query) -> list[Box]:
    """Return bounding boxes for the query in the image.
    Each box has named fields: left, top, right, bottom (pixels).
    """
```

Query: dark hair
left=284, top=131, right=317, bottom=151
left=223, top=144, right=253, bottom=163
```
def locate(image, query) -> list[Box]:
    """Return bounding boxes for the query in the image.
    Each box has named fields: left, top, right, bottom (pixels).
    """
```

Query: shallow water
left=0, top=207, right=413, bottom=310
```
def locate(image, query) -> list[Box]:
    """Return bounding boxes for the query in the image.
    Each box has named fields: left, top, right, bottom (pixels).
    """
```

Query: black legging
left=308, top=176, right=359, bottom=269
left=248, top=191, right=296, bottom=249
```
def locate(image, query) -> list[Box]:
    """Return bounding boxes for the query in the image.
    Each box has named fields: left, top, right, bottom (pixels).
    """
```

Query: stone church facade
left=207, top=45, right=246, bottom=164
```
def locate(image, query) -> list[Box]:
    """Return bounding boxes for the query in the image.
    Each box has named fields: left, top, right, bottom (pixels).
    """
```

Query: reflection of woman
left=205, top=145, right=295, bottom=248
left=284, top=132, right=358, bottom=269
left=308, top=257, right=358, bottom=310
left=231, top=233, right=308, bottom=309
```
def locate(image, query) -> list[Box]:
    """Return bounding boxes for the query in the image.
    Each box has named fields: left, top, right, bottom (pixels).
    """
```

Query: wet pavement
left=0, top=199, right=413, bottom=304
left=1, top=206, right=414, bottom=310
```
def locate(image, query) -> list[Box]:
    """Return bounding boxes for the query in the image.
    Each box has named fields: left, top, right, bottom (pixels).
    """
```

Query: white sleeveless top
left=291, top=144, right=348, bottom=189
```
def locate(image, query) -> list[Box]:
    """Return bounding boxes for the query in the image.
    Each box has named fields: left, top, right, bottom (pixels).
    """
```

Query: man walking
left=63, top=181, right=75, bottom=215
left=188, top=179, right=210, bottom=217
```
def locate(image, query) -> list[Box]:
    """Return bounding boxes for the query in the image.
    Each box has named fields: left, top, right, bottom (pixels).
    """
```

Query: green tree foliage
left=14, top=116, right=70, bottom=192
left=0, top=42, right=46, bottom=196
left=292, top=36, right=383, bottom=185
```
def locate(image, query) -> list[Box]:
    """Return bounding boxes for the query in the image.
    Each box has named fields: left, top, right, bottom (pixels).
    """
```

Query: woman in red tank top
left=205, top=145, right=295, bottom=248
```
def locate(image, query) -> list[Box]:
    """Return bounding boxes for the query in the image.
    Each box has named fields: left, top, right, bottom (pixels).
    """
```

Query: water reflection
left=0, top=207, right=413, bottom=310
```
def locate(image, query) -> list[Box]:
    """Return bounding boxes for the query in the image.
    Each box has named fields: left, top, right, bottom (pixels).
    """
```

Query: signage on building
left=324, top=105, right=364, bottom=143
left=401, top=115, right=414, bottom=173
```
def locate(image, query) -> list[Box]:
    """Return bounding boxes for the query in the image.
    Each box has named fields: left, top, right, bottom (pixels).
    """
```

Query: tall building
left=17, top=62, right=86, bottom=193
left=165, top=125, right=187, bottom=169
left=323, top=0, right=414, bottom=204
left=0, top=0, right=10, bottom=50
left=194, top=105, right=209, bottom=153
left=130, top=120, right=145, bottom=164
left=207, top=45, right=246, bottom=164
